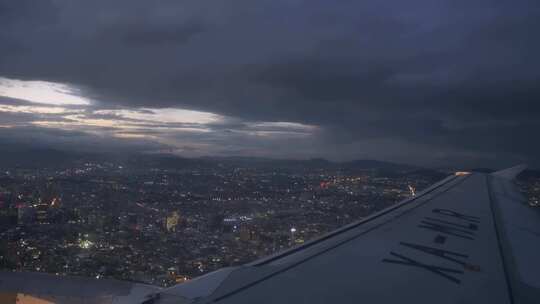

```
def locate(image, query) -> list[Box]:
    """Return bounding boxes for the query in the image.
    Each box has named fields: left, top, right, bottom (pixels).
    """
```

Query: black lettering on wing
left=400, top=242, right=468, bottom=267
left=424, top=217, right=478, bottom=231
left=382, top=252, right=463, bottom=284
left=419, top=220, right=475, bottom=240
left=432, top=209, right=480, bottom=223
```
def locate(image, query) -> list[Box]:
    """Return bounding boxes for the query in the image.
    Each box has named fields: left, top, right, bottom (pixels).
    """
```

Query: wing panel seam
left=486, top=175, right=515, bottom=304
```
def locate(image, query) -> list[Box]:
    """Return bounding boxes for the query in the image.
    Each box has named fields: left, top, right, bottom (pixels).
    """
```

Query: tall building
left=239, top=225, right=251, bottom=241
left=127, top=212, right=139, bottom=231
left=16, top=203, right=34, bottom=226
left=35, top=202, right=50, bottom=224
left=165, top=211, right=180, bottom=232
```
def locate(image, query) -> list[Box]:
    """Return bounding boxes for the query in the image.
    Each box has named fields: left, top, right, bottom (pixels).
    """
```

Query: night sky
left=0, top=0, right=539, bottom=168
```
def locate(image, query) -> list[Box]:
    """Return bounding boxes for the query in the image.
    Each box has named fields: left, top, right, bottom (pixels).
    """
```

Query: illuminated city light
left=79, top=240, right=94, bottom=249
left=408, top=185, right=416, bottom=197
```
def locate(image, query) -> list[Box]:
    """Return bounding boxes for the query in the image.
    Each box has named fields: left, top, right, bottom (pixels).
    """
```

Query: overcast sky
left=0, top=0, right=539, bottom=168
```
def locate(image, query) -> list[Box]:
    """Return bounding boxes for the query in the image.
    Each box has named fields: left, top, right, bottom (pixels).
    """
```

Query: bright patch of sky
left=0, top=77, right=92, bottom=105
left=94, top=108, right=222, bottom=124
left=0, top=104, right=73, bottom=114
left=0, top=76, right=318, bottom=155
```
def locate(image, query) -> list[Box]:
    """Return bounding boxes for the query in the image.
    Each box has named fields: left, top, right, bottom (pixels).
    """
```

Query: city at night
left=0, top=1, right=539, bottom=303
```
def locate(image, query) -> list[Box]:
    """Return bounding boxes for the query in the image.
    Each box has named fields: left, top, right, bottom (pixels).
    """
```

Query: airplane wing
left=1, top=166, right=539, bottom=304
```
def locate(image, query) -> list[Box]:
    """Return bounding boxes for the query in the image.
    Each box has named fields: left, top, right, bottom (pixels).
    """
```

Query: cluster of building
left=518, top=175, right=540, bottom=207
left=1, top=159, right=449, bottom=286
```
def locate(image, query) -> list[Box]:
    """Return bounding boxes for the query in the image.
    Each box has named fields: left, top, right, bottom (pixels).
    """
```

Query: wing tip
left=492, top=164, right=528, bottom=180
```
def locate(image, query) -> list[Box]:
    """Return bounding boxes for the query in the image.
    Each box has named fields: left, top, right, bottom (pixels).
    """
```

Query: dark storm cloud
left=99, top=19, right=206, bottom=46
left=0, top=0, right=539, bottom=167
left=0, top=125, right=165, bottom=154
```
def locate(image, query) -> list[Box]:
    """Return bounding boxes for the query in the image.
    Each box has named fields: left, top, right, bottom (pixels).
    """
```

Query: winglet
left=492, top=164, right=528, bottom=180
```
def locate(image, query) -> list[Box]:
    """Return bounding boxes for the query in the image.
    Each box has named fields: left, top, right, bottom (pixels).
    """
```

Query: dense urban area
left=0, top=155, right=538, bottom=287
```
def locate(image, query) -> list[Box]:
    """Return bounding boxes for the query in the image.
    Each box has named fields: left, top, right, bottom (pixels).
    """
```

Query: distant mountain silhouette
left=0, top=145, right=79, bottom=168
left=0, top=147, right=438, bottom=174
left=199, top=156, right=416, bottom=169
left=341, top=159, right=418, bottom=171
left=0, top=144, right=126, bottom=168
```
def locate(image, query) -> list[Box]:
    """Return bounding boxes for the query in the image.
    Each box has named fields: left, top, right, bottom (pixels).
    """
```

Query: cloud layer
left=1, top=0, right=539, bottom=167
